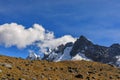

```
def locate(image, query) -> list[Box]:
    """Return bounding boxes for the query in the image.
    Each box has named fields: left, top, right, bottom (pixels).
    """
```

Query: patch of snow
left=72, top=52, right=91, bottom=61
left=53, top=52, right=62, bottom=61
left=116, top=55, right=120, bottom=67
left=48, top=52, right=57, bottom=60
left=37, top=55, right=41, bottom=60
left=27, top=51, right=41, bottom=60
left=29, top=52, right=37, bottom=58
left=55, top=47, right=72, bottom=62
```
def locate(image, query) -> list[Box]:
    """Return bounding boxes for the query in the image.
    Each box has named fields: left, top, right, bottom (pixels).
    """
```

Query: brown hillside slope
left=0, top=55, right=119, bottom=80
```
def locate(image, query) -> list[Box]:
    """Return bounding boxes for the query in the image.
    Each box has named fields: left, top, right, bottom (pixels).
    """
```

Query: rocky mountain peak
left=79, top=35, right=87, bottom=40
left=110, top=43, right=120, bottom=48
left=70, top=35, right=93, bottom=56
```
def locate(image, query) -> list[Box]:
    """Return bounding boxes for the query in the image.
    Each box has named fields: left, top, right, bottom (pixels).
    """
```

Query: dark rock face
left=84, top=45, right=108, bottom=63
left=55, top=42, right=73, bottom=54
left=109, top=44, right=120, bottom=56
left=70, top=36, right=104, bottom=61
left=54, top=44, right=65, bottom=53
left=42, top=54, right=49, bottom=60
left=70, top=36, right=120, bottom=66
left=70, top=35, right=93, bottom=56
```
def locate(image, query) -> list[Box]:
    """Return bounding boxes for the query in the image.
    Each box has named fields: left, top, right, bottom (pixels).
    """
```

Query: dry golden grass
left=0, top=55, right=119, bottom=80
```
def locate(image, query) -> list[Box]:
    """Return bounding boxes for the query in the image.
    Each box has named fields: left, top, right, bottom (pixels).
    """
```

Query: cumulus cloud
left=0, top=23, right=47, bottom=48
left=39, top=35, right=75, bottom=48
left=0, top=23, right=76, bottom=53
left=38, top=35, right=76, bottom=54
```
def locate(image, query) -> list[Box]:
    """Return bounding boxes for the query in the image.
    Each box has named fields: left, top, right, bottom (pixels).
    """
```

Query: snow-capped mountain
left=26, top=51, right=41, bottom=60
left=27, top=35, right=120, bottom=67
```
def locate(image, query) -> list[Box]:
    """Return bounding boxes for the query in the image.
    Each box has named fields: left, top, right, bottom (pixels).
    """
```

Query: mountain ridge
left=27, top=35, right=120, bottom=67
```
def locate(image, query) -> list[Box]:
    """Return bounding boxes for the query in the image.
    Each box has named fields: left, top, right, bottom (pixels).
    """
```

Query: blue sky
left=0, top=0, right=120, bottom=58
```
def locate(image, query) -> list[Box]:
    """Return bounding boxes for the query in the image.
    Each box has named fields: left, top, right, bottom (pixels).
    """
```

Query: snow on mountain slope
left=53, top=47, right=91, bottom=62
left=48, top=52, right=57, bottom=60
left=26, top=40, right=91, bottom=62
left=26, top=51, right=41, bottom=60
left=55, top=47, right=72, bottom=62
left=47, top=52, right=60, bottom=61
left=72, top=52, right=91, bottom=61
left=116, top=55, right=120, bottom=67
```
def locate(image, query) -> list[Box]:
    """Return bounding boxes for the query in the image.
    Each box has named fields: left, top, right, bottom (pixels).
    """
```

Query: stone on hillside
left=68, top=67, right=78, bottom=73
left=32, top=78, right=37, bottom=80
left=75, top=74, right=83, bottom=79
left=5, top=63, right=12, bottom=68
left=0, top=69, right=2, bottom=73
left=1, top=78, right=8, bottom=80
left=18, top=78, right=26, bottom=80
left=0, top=63, right=12, bottom=69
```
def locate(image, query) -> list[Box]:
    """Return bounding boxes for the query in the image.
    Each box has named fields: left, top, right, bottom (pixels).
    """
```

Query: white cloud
left=0, top=23, right=76, bottom=53
left=39, top=35, right=75, bottom=48
left=0, top=23, right=51, bottom=48
left=38, top=35, right=76, bottom=54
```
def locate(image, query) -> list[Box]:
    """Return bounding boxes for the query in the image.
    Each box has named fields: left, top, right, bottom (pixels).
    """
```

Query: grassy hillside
left=0, top=55, right=119, bottom=80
